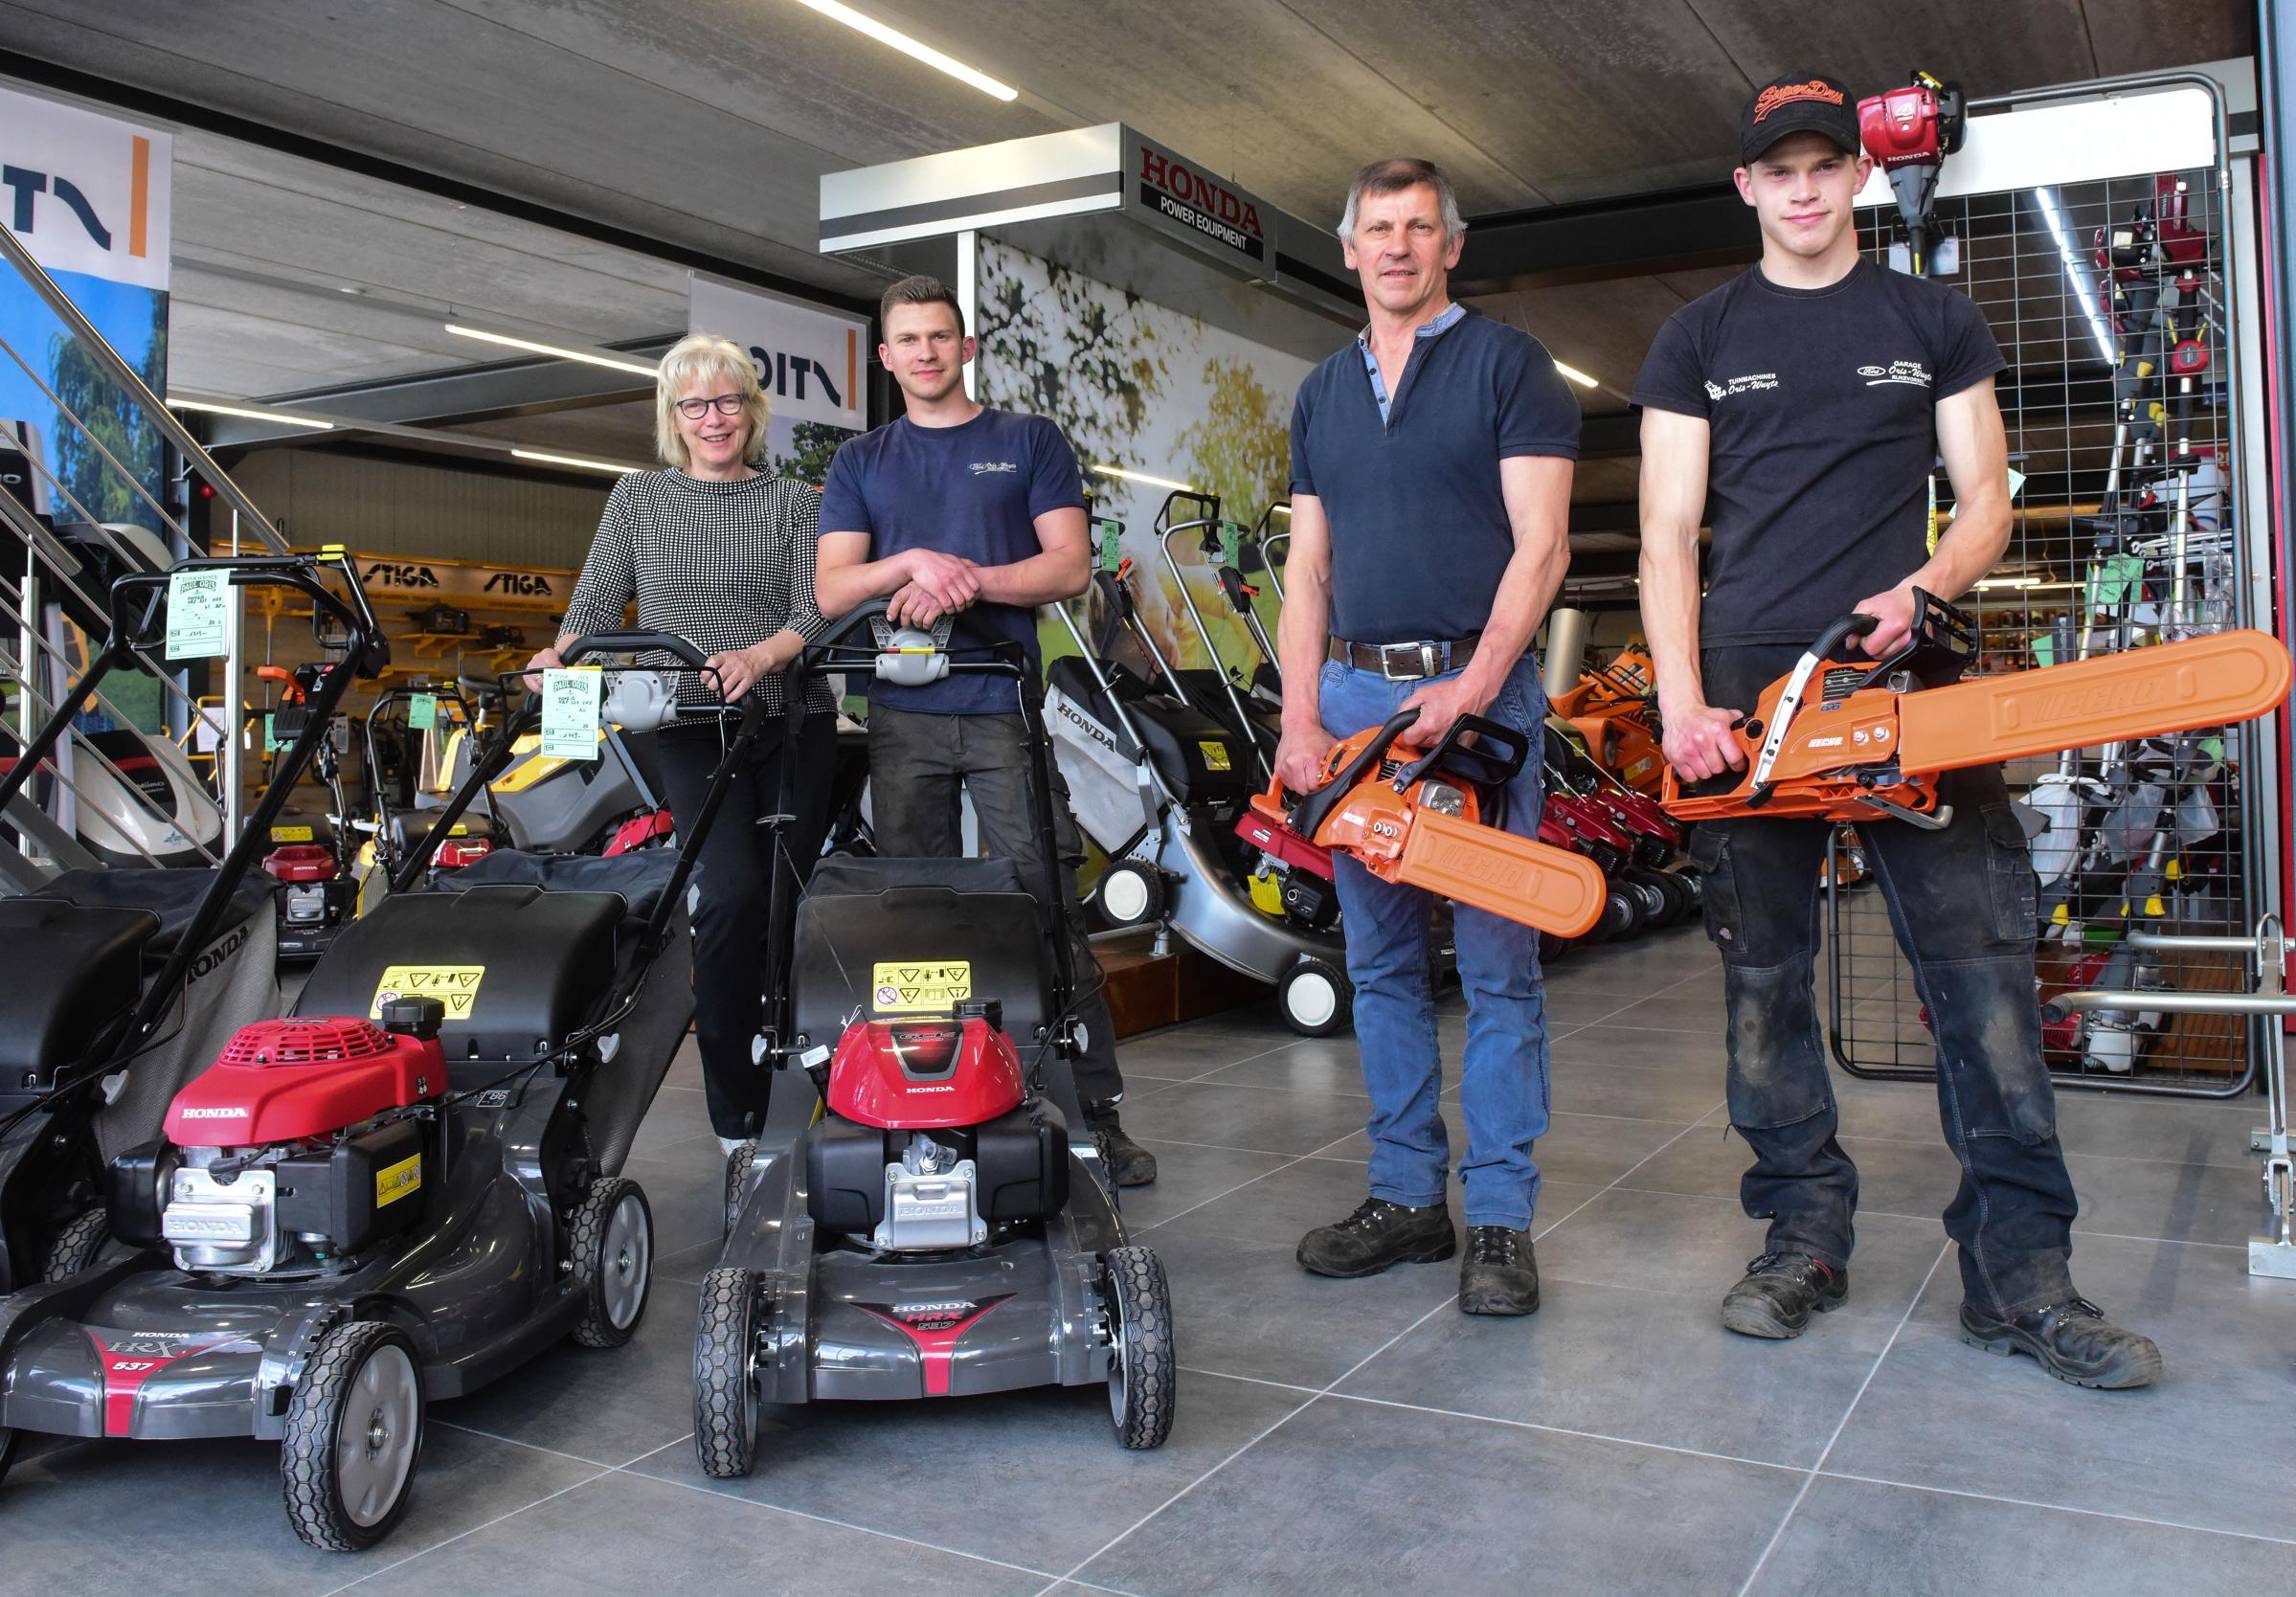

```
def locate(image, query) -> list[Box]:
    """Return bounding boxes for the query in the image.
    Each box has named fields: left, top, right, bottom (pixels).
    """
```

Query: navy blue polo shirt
left=819, top=407, right=1084, bottom=713
left=1290, top=308, right=1581, bottom=643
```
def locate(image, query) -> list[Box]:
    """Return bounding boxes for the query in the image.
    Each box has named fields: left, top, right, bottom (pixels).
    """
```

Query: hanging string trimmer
left=1858, top=69, right=1967, bottom=277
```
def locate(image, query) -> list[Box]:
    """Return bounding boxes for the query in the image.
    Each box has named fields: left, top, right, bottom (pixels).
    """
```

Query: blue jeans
left=1317, top=654, right=1551, bottom=1229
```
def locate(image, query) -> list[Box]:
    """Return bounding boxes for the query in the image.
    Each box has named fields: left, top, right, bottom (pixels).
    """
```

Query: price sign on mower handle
left=1095, top=517, right=1123, bottom=573
left=1219, top=519, right=1245, bottom=572
left=164, top=568, right=231, bottom=660
left=538, top=666, right=602, bottom=761
left=407, top=692, right=437, bottom=731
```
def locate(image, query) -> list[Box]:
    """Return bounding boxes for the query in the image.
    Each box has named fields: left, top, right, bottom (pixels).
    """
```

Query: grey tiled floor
left=8, top=924, right=2294, bottom=1594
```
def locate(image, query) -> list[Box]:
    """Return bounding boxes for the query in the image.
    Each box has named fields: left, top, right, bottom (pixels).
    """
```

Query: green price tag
left=1096, top=517, right=1123, bottom=573
left=539, top=666, right=602, bottom=761
left=2087, top=551, right=2146, bottom=611
left=165, top=568, right=231, bottom=660
left=2029, top=632, right=2055, bottom=667
left=263, top=712, right=283, bottom=753
left=2007, top=465, right=2028, bottom=500
left=1220, top=519, right=1245, bottom=571
left=407, top=692, right=437, bottom=731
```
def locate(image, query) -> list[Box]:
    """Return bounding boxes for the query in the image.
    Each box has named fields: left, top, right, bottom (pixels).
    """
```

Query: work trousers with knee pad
left=1691, top=645, right=2080, bottom=1316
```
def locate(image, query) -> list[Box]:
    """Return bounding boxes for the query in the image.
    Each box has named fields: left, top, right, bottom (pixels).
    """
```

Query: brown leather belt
left=1329, top=631, right=1482, bottom=681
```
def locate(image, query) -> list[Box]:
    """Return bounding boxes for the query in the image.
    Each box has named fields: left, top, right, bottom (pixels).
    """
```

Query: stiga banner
left=0, top=84, right=171, bottom=292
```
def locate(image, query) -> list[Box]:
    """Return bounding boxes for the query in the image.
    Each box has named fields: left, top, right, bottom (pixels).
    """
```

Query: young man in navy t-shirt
left=1278, top=158, right=1580, bottom=1316
left=1634, top=72, right=2157, bottom=1385
left=815, top=275, right=1154, bottom=1185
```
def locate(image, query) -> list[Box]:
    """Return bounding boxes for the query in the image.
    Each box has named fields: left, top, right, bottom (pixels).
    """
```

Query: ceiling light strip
left=790, top=0, right=1018, bottom=101
left=510, top=448, right=646, bottom=476
left=444, top=323, right=661, bottom=377
left=167, top=396, right=334, bottom=430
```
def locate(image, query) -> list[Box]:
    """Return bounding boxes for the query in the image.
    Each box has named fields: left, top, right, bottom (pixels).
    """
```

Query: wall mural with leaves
left=974, top=238, right=1311, bottom=683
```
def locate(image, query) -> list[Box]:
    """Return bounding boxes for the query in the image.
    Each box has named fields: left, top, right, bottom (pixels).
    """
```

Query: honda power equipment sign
left=1, top=84, right=171, bottom=291
left=1130, top=134, right=1268, bottom=265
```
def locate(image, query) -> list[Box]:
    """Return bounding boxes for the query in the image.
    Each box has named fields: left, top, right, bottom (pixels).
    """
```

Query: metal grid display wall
left=1828, top=84, right=2267, bottom=1094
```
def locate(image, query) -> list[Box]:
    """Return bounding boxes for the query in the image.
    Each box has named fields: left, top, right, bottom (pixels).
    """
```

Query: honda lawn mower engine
left=108, top=998, right=447, bottom=1274
left=808, top=1001, right=1069, bottom=1252
left=263, top=836, right=353, bottom=958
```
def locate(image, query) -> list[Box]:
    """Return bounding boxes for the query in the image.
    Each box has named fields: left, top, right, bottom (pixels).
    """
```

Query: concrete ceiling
left=1, top=0, right=2253, bottom=262
left=0, top=0, right=2258, bottom=533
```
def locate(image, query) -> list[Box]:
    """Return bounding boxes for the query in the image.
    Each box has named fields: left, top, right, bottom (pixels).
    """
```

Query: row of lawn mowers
left=0, top=556, right=1171, bottom=1553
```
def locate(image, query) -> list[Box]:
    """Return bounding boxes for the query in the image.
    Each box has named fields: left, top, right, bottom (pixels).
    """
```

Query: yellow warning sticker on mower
left=374, top=1154, right=421, bottom=1207
left=370, top=965, right=485, bottom=1020
left=1199, top=740, right=1232, bottom=772
left=870, top=961, right=972, bottom=1014
left=270, top=823, right=314, bottom=843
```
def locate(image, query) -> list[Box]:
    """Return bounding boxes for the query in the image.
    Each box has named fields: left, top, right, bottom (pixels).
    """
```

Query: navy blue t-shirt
left=818, top=407, right=1084, bottom=712
left=1290, top=309, right=1581, bottom=643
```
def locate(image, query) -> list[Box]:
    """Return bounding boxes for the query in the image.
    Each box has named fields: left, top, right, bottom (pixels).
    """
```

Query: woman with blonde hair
left=526, top=332, right=835, bottom=1150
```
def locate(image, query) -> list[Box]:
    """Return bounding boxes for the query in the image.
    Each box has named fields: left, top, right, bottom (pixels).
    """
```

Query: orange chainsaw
left=1244, top=709, right=1607, bottom=937
left=1662, top=590, right=2293, bottom=826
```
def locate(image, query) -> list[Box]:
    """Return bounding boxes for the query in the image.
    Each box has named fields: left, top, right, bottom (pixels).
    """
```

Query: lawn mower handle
left=559, top=630, right=713, bottom=671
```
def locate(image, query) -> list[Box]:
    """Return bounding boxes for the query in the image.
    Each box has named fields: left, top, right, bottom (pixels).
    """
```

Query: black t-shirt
left=1631, top=260, right=2005, bottom=647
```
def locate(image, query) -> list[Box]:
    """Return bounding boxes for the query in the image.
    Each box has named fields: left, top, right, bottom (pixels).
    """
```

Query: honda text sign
left=1, top=85, right=171, bottom=292
left=1131, top=134, right=1267, bottom=265
left=687, top=276, right=867, bottom=431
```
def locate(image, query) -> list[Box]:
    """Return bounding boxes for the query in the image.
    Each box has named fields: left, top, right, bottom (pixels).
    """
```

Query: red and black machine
left=1859, top=69, right=1967, bottom=278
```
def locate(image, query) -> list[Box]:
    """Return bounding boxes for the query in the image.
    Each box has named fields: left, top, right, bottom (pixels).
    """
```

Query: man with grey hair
left=1275, top=157, right=1580, bottom=1315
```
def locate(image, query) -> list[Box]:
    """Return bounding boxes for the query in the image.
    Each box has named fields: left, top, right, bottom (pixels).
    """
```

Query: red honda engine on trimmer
left=804, top=1000, right=1069, bottom=1252
left=107, top=998, right=448, bottom=1274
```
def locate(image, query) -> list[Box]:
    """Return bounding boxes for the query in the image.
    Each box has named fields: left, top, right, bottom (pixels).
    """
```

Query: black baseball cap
left=1739, top=72, right=1861, bottom=165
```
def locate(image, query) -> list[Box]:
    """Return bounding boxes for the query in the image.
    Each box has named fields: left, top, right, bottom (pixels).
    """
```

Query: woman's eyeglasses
left=674, top=394, right=746, bottom=420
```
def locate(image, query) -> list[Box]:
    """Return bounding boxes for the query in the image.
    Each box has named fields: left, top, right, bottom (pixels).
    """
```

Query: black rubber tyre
left=569, top=1177, right=653, bottom=1349
left=1591, top=880, right=1643, bottom=943
left=1277, top=956, right=1352, bottom=1037
left=1620, top=867, right=1670, bottom=925
left=280, top=1320, right=424, bottom=1552
left=42, top=1206, right=110, bottom=1283
left=1095, top=862, right=1164, bottom=929
left=1624, top=866, right=1689, bottom=930
left=722, top=1140, right=758, bottom=1233
left=1666, top=860, right=1703, bottom=909
left=692, top=1267, right=761, bottom=1479
left=0, top=1423, right=17, bottom=1488
left=1104, top=1246, right=1176, bottom=1450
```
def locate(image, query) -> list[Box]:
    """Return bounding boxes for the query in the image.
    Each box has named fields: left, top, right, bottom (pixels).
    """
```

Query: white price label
left=164, top=569, right=230, bottom=660
left=539, top=666, right=602, bottom=761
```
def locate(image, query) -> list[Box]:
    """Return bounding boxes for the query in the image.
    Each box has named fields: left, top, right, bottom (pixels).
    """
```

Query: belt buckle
left=1380, top=641, right=1439, bottom=681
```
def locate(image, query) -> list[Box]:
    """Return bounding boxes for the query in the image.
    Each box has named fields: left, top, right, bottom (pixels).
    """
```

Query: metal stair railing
left=0, top=218, right=290, bottom=882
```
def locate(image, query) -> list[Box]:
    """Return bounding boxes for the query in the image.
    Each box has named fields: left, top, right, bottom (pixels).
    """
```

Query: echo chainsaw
left=1661, top=590, right=2292, bottom=826
left=1239, top=709, right=1607, bottom=937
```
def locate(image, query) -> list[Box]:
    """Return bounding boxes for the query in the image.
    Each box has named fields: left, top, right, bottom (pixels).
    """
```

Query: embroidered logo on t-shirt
left=1706, top=372, right=1779, bottom=403
left=968, top=461, right=1018, bottom=475
left=1857, top=361, right=1932, bottom=387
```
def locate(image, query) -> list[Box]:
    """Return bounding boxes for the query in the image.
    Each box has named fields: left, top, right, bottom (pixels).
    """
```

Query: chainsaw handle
left=1290, top=709, right=1420, bottom=841
left=1811, top=610, right=1882, bottom=663
left=1394, top=712, right=1527, bottom=794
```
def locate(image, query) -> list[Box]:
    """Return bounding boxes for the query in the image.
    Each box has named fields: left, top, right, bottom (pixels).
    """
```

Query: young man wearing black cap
left=1632, top=74, right=2161, bottom=1387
